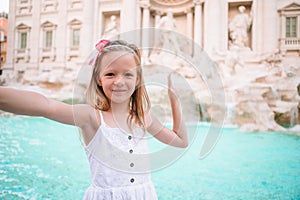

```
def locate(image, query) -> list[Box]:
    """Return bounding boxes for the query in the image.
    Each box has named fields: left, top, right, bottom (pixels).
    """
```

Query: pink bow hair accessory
left=95, top=39, right=110, bottom=53
left=89, top=39, right=110, bottom=65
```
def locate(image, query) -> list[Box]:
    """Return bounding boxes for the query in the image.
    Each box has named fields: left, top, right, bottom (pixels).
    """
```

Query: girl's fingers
left=168, top=73, right=174, bottom=89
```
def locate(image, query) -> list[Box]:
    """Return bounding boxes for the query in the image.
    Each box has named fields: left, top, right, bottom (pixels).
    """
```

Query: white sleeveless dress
left=83, top=111, right=158, bottom=200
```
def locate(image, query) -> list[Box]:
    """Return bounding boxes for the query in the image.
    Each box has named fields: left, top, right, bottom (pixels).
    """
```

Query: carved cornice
left=193, top=0, right=202, bottom=6
left=149, top=0, right=193, bottom=14
left=140, top=2, right=151, bottom=9
left=152, top=0, right=190, bottom=6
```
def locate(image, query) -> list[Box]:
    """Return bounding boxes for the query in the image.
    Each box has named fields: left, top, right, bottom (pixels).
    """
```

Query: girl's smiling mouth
left=112, top=89, right=127, bottom=93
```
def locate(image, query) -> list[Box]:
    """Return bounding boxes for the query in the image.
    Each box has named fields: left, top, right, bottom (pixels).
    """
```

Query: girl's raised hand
left=145, top=73, right=188, bottom=148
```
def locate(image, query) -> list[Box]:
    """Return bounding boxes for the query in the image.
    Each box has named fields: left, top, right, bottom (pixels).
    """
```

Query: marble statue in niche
left=103, top=15, right=119, bottom=39
left=156, top=9, right=181, bottom=55
left=228, top=5, right=252, bottom=50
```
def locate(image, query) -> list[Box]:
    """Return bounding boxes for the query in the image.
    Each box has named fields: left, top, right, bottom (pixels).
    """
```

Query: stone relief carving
left=228, top=5, right=252, bottom=50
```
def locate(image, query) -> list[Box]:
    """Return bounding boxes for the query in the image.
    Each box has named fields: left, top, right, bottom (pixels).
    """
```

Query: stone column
left=263, top=0, right=278, bottom=52
left=30, top=0, right=40, bottom=68
left=194, top=0, right=202, bottom=49
left=142, top=4, right=150, bottom=29
left=185, top=8, right=193, bottom=56
left=141, top=3, right=151, bottom=62
left=204, top=0, right=222, bottom=54
left=81, top=0, right=94, bottom=59
left=136, top=6, right=142, bottom=47
left=120, top=0, right=137, bottom=33
left=186, top=8, right=193, bottom=39
left=279, top=11, right=286, bottom=50
left=252, top=0, right=263, bottom=53
left=55, top=0, right=67, bottom=65
left=136, top=5, right=142, bottom=29
left=6, top=0, right=16, bottom=71
left=93, top=0, right=100, bottom=43
left=220, top=1, right=228, bottom=52
left=98, top=10, right=104, bottom=39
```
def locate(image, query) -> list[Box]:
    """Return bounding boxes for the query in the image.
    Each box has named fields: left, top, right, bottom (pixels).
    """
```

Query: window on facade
left=72, top=29, right=80, bottom=46
left=16, top=23, right=30, bottom=50
left=68, top=19, right=82, bottom=49
left=45, top=30, right=53, bottom=48
left=41, top=21, right=56, bottom=49
left=286, top=16, right=297, bottom=37
left=20, top=32, right=27, bottom=49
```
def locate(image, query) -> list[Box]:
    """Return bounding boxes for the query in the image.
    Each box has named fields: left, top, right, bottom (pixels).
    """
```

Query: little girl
left=0, top=39, right=188, bottom=199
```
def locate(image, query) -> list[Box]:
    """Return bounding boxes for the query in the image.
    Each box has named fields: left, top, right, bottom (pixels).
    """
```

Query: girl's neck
left=106, top=103, right=134, bottom=132
left=109, top=102, right=130, bottom=115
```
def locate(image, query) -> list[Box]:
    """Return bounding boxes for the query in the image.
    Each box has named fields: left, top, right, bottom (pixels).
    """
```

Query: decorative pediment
left=16, top=23, right=31, bottom=30
left=68, top=19, right=82, bottom=26
left=280, top=2, right=300, bottom=11
left=41, top=21, right=57, bottom=28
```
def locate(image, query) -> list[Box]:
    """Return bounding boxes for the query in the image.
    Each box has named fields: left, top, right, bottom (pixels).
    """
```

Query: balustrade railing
left=279, top=37, right=300, bottom=50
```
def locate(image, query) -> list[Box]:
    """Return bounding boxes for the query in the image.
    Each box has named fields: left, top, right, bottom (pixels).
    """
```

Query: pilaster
left=193, top=0, right=202, bottom=51
left=185, top=8, right=193, bottom=39
left=263, top=0, right=278, bottom=52
left=81, top=0, right=95, bottom=59
left=141, top=2, right=151, bottom=60
left=6, top=0, right=16, bottom=70
left=252, top=0, right=264, bottom=53
left=120, top=0, right=137, bottom=33
left=204, top=0, right=222, bottom=54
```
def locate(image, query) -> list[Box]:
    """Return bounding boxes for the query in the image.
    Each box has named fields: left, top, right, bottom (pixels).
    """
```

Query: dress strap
left=98, top=110, right=105, bottom=124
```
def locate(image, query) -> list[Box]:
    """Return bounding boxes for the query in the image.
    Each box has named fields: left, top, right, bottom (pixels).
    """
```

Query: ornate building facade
left=3, top=0, right=300, bottom=83
left=0, top=12, right=8, bottom=72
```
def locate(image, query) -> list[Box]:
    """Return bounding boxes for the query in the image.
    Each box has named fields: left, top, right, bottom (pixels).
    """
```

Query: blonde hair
left=86, top=40, right=151, bottom=130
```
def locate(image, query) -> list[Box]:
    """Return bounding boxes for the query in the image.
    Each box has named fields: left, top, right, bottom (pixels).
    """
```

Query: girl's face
left=98, top=51, right=139, bottom=106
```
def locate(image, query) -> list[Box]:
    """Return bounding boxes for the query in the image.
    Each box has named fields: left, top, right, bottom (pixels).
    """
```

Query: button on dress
left=83, top=111, right=158, bottom=200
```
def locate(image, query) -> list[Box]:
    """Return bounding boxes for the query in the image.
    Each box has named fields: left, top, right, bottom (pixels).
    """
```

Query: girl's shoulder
left=72, top=104, right=100, bottom=127
left=73, top=104, right=95, bottom=116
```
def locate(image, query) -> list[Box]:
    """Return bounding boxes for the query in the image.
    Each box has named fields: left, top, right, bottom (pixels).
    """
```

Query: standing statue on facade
left=229, top=5, right=252, bottom=50
left=103, top=15, right=119, bottom=39
left=156, top=10, right=181, bottom=55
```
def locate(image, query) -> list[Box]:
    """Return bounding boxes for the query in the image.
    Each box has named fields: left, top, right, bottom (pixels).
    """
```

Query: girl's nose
left=113, top=76, right=124, bottom=85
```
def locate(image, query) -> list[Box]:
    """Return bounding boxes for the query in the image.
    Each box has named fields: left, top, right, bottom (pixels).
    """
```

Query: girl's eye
left=105, top=73, right=114, bottom=77
left=125, top=73, right=134, bottom=77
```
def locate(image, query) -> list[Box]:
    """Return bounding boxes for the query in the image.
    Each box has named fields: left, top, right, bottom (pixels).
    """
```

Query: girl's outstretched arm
left=146, top=74, right=188, bottom=148
left=0, top=87, right=91, bottom=127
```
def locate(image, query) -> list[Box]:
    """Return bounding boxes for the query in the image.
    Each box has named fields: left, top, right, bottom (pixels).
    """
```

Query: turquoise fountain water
left=0, top=117, right=299, bottom=199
